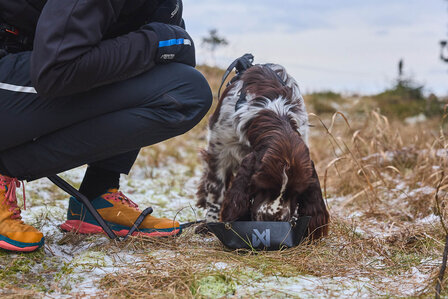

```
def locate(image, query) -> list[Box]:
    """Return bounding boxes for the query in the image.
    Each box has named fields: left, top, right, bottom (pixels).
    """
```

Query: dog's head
left=220, top=109, right=315, bottom=223
left=247, top=110, right=313, bottom=221
left=238, top=64, right=312, bottom=222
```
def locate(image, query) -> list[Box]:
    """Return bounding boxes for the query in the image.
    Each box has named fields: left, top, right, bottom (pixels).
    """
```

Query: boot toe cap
left=6, top=231, right=44, bottom=244
left=152, top=219, right=180, bottom=230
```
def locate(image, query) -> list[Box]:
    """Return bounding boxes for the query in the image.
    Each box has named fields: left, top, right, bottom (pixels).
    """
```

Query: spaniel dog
left=196, top=63, right=329, bottom=239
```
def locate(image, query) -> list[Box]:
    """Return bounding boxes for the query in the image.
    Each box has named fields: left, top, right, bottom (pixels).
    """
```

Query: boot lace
left=104, top=191, right=139, bottom=210
left=1, top=176, right=26, bottom=219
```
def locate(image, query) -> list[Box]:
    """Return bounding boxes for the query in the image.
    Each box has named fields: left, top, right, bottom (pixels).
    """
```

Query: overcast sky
left=184, top=0, right=448, bottom=95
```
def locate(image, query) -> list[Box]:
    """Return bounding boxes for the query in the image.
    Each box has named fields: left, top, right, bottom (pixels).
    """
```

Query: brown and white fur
left=197, top=63, right=329, bottom=239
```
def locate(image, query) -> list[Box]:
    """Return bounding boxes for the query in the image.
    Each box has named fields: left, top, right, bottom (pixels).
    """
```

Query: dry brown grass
left=312, top=110, right=448, bottom=218
left=99, top=217, right=444, bottom=297
left=98, top=71, right=448, bottom=297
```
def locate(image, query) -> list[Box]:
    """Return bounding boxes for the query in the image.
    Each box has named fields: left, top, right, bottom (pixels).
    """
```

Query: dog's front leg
left=197, top=152, right=228, bottom=222
left=204, top=172, right=226, bottom=222
left=220, top=153, right=256, bottom=222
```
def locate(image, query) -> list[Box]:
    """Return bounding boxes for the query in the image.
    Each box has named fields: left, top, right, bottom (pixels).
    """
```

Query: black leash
left=48, top=175, right=119, bottom=240
left=49, top=175, right=205, bottom=241
left=217, top=53, right=254, bottom=100
left=216, top=54, right=288, bottom=112
left=48, top=175, right=162, bottom=241
left=123, top=207, right=154, bottom=241
left=180, top=220, right=205, bottom=229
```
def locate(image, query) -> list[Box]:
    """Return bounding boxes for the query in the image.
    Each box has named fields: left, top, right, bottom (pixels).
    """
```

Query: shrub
left=373, top=79, right=445, bottom=119
left=305, top=91, right=344, bottom=114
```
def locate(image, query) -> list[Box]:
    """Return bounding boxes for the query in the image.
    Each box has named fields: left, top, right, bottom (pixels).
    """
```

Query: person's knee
left=169, top=66, right=212, bottom=131
left=185, top=66, right=213, bottom=119
left=138, top=63, right=212, bottom=133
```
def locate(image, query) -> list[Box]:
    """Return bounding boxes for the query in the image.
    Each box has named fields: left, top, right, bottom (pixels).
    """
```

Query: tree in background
left=202, top=29, right=228, bottom=66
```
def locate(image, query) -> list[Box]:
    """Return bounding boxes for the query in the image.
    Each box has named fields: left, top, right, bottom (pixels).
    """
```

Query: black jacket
left=0, top=0, right=174, bottom=98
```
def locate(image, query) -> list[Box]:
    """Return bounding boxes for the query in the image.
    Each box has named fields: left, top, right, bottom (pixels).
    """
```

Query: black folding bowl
left=206, top=216, right=311, bottom=251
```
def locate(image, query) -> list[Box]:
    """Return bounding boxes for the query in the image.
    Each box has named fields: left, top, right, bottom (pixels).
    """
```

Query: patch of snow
left=410, top=186, right=436, bottom=196
left=348, top=211, right=363, bottom=218
left=420, top=258, right=440, bottom=267
left=213, top=262, right=229, bottom=270
left=361, top=151, right=395, bottom=163
left=419, top=148, right=448, bottom=159
left=394, top=181, right=408, bottom=191
left=354, top=227, right=366, bottom=235
left=326, top=196, right=349, bottom=203
left=236, top=275, right=373, bottom=298
left=405, top=114, right=427, bottom=125
left=418, top=214, right=440, bottom=225
left=435, top=149, right=448, bottom=158
left=381, top=266, right=431, bottom=296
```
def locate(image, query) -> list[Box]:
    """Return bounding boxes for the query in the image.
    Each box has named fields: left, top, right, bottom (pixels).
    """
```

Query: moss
left=192, top=273, right=236, bottom=298
left=0, top=250, right=48, bottom=292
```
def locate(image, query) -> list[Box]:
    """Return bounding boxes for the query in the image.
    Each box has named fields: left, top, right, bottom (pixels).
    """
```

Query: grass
left=1, top=65, right=448, bottom=297
left=305, top=91, right=347, bottom=115
left=97, top=215, right=445, bottom=297
left=95, top=73, right=448, bottom=297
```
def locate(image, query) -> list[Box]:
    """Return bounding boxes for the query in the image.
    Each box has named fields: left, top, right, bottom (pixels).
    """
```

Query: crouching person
left=0, top=0, right=212, bottom=252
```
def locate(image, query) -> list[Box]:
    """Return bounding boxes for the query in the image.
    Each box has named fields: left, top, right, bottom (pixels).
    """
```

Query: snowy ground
left=1, top=107, right=446, bottom=297
left=8, top=163, right=374, bottom=298
left=7, top=158, right=208, bottom=297
left=0, top=152, right=443, bottom=298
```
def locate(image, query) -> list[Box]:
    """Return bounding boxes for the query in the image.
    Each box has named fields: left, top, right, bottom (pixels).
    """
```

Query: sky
left=183, top=0, right=448, bottom=96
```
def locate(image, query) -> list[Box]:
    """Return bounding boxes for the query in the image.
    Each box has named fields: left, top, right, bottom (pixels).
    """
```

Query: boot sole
left=0, top=235, right=44, bottom=252
left=60, top=220, right=181, bottom=237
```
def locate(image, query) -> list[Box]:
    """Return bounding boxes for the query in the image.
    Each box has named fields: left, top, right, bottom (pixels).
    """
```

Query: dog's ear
left=297, top=161, right=330, bottom=240
left=220, top=153, right=257, bottom=222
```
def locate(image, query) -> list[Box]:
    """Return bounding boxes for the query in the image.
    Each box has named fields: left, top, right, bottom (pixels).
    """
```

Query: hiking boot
left=0, top=175, right=44, bottom=252
left=60, top=189, right=181, bottom=237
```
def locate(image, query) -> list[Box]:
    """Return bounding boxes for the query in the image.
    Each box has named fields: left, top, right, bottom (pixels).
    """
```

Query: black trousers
left=0, top=52, right=212, bottom=181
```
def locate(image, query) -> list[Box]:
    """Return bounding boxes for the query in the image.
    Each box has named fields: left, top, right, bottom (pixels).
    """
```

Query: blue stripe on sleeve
left=159, top=38, right=185, bottom=48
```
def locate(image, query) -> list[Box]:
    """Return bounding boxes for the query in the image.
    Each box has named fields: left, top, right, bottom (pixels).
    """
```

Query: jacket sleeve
left=30, top=0, right=159, bottom=98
